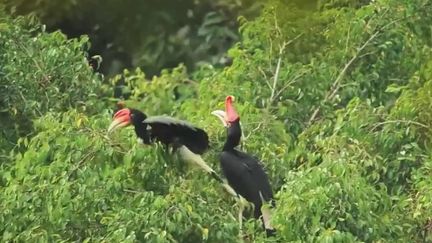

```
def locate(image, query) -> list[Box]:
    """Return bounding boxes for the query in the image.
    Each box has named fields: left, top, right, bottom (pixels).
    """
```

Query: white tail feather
left=178, top=146, right=238, bottom=197
left=259, top=191, right=274, bottom=231
left=178, top=145, right=214, bottom=173
left=222, top=182, right=239, bottom=197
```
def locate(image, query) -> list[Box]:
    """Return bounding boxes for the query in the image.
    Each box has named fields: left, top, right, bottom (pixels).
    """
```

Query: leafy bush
left=0, top=9, right=107, bottom=160
left=1, top=110, right=249, bottom=242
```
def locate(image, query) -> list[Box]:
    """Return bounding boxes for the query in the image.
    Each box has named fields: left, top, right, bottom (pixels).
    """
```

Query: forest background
left=1, top=0, right=432, bottom=242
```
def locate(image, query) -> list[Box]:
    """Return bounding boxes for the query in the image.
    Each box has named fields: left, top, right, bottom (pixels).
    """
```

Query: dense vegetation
left=4, top=0, right=261, bottom=76
left=1, top=0, right=432, bottom=242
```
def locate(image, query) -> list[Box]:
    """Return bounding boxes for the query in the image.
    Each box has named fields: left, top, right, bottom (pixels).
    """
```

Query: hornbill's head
left=211, top=95, right=239, bottom=127
left=108, top=108, right=147, bottom=134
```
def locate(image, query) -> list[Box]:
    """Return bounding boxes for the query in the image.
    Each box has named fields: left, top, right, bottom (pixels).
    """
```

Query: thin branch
left=123, top=188, right=146, bottom=194
left=68, top=152, right=95, bottom=179
left=307, top=30, right=380, bottom=125
left=16, top=39, right=51, bottom=86
left=83, top=127, right=129, bottom=153
left=258, top=66, right=272, bottom=90
left=243, top=121, right=264, bottom=141
left=269, top=38, right=274, bottom=71
left=370, top=120, right=430, bottom=132
left=344, top=25, right=351, bottom=58
left=358, top=51, right=377, bottom=59
left=273, top=70, right=306, bottom=102
left=270, top=52, right=283, bottom=101
left=306, top=9, right=407, bottom=126
left=269, top=33, right=304, bottom=104
left=331, top=31, right=380, bottom=100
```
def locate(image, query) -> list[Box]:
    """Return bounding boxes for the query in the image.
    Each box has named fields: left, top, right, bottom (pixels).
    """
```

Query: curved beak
left=211, top=110, right=228, bottom=127
left=108, top=108, right=131, bottom=134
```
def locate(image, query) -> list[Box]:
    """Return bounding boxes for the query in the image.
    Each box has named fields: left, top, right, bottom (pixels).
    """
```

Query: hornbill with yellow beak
left=211, top=96, right=276, bottom=237
left=108, top=107, right=237, bottom=196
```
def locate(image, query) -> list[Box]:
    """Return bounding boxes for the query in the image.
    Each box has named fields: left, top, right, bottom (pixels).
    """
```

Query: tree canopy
left=1, top=0, right=432, bottom=242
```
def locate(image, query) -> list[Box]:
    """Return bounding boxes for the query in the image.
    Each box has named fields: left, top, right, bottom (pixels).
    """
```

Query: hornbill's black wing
left=219, top=150, right=274, bottom=213
left=242, top=153, right=274, bottom=203
left=143, top=116, right=209, bottom=154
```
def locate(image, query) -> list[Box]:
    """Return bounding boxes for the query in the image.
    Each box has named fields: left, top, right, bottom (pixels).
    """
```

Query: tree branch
left=306, top=10, right=408, bottom=126
left=68, top=151, right=95, bottom=179
left=123, top=188, right=146, bottom=194
left=16, top=39, right=51, bottom=87
left=370, top=120, right=430, bottom=132
left=307, top=30, right=380, bottom=125
left=273, top=70, right=305, bottom=102
left=269, top=33, right=303, bottom=104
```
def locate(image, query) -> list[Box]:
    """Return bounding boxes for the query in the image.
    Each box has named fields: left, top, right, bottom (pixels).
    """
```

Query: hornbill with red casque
left=211, top=96, right=276, bottom=237
left=108, top=107, right=237, bottom=196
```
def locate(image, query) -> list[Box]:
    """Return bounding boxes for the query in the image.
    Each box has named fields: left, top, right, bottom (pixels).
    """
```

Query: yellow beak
left=107, top=117, right=130, bottom=134
left=211, top=110, right=228, bottom=127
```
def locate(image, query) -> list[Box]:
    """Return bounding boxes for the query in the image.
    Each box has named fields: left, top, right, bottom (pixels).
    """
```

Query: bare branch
left=68, top=152, right=95, bottom=179
left=258, top=66, right=272, bottom=90
left=273, top=70, right=306, bottom=102
left=269, top=33, right=304, bottom=104
left=270, top=50, right=284, bottom=102
left=370, top=120, right=430, bottom=132
left=358, top=51, right=377, bottom=59
left=123, top=188, right=146, bottom=194
left=243, top=121, right=264, bottom=141
left=344, top=25, right=351, bottom=57
left=306, top=9, right=405, bottom=126
left=307, top=30, right=380, bottom=125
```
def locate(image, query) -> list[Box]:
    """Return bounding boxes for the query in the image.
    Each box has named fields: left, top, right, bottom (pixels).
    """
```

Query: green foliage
left=0, top=9, right=106, bottom=160
left=274, top=161, right=406, bottom=242
left=4, top=0, right=263, bottom=76
left=225, top=0, right=432, bottom=136
left=2, top=0, right=432, bottom=241
left=1, top=110, right=250, bottom=242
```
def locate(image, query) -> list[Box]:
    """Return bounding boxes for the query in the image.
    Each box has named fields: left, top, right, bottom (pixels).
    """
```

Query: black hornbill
left=108, top=107, right=237, bottom=196
left=211, top=95, right=276, bottom=237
